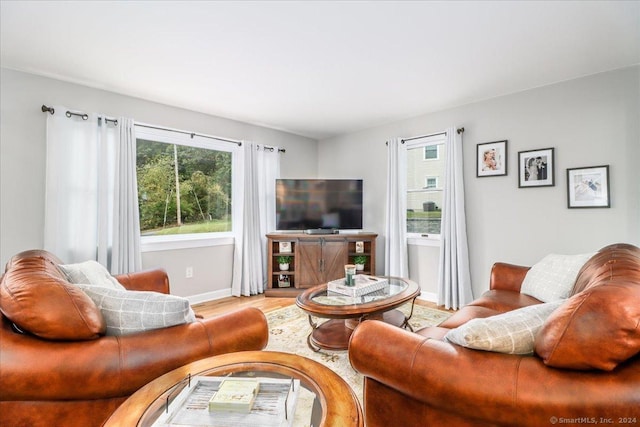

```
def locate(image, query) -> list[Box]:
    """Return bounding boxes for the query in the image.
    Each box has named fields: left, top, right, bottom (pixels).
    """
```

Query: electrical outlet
left=186, top=267, right=193, bottom=278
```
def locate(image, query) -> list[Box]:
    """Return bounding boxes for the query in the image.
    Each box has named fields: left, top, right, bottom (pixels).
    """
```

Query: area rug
left=264, top=303, right=452, bottom=405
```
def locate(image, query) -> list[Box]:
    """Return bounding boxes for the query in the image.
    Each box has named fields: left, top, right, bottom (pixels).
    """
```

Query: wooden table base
left=308, top=309, right=407, bottom=351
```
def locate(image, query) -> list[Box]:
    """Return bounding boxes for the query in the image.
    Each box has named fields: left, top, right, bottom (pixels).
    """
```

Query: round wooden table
left=104, top=351, right=362, bottom=427
left=296, top=277, right=420, bottom=351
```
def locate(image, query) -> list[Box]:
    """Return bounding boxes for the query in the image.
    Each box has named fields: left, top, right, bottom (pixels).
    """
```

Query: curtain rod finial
left=457, top=127, right=465, bottom=134
left=41, top=105, right=54, bottom=115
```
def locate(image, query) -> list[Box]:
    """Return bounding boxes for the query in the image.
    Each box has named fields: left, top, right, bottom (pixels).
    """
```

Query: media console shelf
left=265, top=232, right=377, bottom=297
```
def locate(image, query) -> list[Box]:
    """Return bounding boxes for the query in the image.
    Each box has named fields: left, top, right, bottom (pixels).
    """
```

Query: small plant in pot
left=353, top=255, right=368, bottom=271
left=277, top=256, right=292, bottom=271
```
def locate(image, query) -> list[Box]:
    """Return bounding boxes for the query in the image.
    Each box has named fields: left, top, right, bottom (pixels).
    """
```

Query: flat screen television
left=276, top=179, right=363, bottom=231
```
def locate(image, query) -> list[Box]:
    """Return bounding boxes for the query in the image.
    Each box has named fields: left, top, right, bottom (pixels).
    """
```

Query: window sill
left=407, top=236, right=441, bottom=247
left=141, top=233, right=235, bottom=252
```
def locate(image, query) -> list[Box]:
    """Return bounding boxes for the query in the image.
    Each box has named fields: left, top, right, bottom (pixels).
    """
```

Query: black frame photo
left=518, top=148, right=554, bottom=188
left=566, top=165, right=610, bottom=208
left=477, top=140, right=507, bottom=177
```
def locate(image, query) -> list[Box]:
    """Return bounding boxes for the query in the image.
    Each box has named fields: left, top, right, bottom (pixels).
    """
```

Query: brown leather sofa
left=349, top=243, right=640, bottom=426
left=0, top=250, right=269, bottom=427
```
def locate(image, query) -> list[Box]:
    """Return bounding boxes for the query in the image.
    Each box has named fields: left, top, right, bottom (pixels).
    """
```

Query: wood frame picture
left=477, top=140, right=507, bottom=177
left=518, top=147, right=554, bottom=188
left=567, top=165, right=610, bottom=208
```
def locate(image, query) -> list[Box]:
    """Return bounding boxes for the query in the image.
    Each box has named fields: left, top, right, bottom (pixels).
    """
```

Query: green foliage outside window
left=137, top=139, right=232, bottom=235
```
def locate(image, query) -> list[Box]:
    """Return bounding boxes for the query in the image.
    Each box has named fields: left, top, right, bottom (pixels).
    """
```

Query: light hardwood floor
left=192, top=294, right=450, bottom=318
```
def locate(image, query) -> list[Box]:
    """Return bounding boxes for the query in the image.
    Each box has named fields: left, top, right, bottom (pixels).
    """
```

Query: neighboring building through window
left=135, top=126, right=240, bottom=244
left=406, top=133, right=446, bottom=236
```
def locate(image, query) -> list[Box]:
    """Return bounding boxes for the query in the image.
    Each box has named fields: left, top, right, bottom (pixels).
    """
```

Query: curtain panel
left=437, top=127, right=473, bottom=309
left=44, top=107, right=141, bottom=273
left=385, top=137, right=409, bottom=277
left=231, top=142, right=280, bottom=296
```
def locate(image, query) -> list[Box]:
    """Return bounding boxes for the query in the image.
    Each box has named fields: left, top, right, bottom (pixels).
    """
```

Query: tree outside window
left=137, top=139, right=232, bottom=236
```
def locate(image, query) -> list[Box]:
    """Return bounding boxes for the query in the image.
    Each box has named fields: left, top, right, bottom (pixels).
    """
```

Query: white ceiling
left=1, top=1, right=639, bottom=140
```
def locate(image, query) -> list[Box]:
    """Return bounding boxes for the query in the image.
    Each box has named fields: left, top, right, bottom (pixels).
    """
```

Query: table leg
left=400, top=297, right=417, bottom=332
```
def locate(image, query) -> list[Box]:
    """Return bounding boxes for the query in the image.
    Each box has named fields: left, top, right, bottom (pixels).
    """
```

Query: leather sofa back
left=0, top=250, right=105, bottom=340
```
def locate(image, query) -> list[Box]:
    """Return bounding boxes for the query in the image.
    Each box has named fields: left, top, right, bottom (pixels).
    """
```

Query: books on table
left=328, top=275, right=388, bottom=297
left=208, top=379, right=260, bottom=412
left=153, top=376, right=300, bottom=427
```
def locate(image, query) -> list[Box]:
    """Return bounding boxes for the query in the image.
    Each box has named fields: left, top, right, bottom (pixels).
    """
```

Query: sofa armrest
left=114, top=268, right=170, bottom=294
left=349, top=320, right=640, bottom=426
left=0, top=307, right=268, bottom=401
left=489, top=262, right=529, bottom=292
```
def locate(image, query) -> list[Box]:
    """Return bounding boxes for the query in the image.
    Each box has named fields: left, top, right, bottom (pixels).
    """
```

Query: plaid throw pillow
left=77, top=285, right=196, bottom=336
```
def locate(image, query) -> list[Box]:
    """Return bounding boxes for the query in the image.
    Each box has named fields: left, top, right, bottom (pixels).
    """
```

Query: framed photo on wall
left=567, top=165, right=610, bottom=208
left=477, top=140, right=507, bottom=177
left=518, top=148, right=554, bottom=188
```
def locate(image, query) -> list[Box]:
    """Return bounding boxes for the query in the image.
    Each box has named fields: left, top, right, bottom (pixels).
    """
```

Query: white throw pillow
left=520, top=253, right=593, bottom=302
left=59, top=260, right=125, bottom=290
left=444, top=301, right=563, bottom=355
left=77, top=285, right=196, bottom=336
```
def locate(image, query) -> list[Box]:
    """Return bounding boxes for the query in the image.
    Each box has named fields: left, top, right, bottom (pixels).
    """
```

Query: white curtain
left=438, top=127, right=473, bottom=309
left=384, top=137, right=408, bottom=277
left=44, top=107, right=141, bottom=273
left=232, top=142, right=280, bottom=296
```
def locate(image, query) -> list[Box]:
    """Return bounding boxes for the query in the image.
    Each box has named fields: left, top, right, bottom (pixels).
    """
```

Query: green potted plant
left=277, top=255, right=292, bottom=271
left=353, top=255, right=368, bottom=271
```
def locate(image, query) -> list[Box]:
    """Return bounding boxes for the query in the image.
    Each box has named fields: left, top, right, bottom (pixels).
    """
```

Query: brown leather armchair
left=349, top=243, right=640, bottom=426
left=0, top=250, right=269, bottom=427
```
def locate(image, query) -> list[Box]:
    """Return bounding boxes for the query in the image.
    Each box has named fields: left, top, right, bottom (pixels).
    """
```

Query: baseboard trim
left=418, top=291, right=437, bottom=303
left=187, top=288, right=232, bottom=305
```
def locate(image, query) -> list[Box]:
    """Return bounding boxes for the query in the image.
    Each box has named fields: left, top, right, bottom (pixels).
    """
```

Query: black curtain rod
left=134, top=123, right=242, bottom=147
left=387, top=127, right=465, bottom=145
left=401, top=128, right=465, bottom=143
left=41, top=104, right=118, bottom=125
left=263, top=145, right=286, bottom=153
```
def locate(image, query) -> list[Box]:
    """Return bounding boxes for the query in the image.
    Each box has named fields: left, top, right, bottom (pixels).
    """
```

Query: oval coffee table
left=296, top=277, right=420, bottom=351
left=104, top=350, right=363, bottom=427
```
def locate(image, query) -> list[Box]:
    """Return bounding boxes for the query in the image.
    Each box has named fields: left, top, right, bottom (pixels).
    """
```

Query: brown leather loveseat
left=0, top=250, right=269, bottom=427
left=349, top=243, right=640, bottom=426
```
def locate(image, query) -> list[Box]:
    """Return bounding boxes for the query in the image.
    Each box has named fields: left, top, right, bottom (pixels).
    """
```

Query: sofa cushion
left=520, top=253, right=593, bottom=302
left=444, top=300, right=563, bottom=354
left=535, top=281, right=640, bottom=371
left=571, top=243, right=640, bottom=295
left=60, top=260, right=125, bottom=290
left=0, top=257, right=106, bottom=340
left=77, top=285, right=196, bottom=335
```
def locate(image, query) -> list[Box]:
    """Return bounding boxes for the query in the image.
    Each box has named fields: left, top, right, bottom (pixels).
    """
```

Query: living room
left=1, top=2, right=638, bottom=304
left=1, top=2, right=639, bottom=426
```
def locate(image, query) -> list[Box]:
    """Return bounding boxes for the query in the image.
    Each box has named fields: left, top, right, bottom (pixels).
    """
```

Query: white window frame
left=424, top=145, right=439, bottom=160
left=135, top=124, right=242, bottom=252
left=406, top=133, right=446, bottom=246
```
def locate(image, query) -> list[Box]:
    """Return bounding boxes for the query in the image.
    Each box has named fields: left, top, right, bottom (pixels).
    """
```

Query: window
left=135, top=126, right=242, bottom=247
left=406, top=134, right=446, bottom=237
left=424, top=145, right=439, bottom=160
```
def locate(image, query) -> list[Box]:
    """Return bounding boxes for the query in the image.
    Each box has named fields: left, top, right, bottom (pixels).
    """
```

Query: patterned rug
left=264, top=303, right=451, bottom=405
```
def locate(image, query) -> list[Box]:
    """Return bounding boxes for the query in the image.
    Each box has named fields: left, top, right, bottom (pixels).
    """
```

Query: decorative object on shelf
left=353, top=255, right=368, bottom=271
left=278, top=241, right=292, bottom=253
left=518, top=147, right=555, bottom=188
left=278, top=274, right=291, bottom=288
left=277, top=256, right=292, bottom=271
left=567, top=165, right=610, bottom=208
left=477, top=140, right=507, bottom=177
left=355, top=241, right=364, bottom=253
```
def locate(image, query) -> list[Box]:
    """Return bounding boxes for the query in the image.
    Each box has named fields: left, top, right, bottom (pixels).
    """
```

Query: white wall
left=319, top=66, right=640, bottom=300
left=0, top=68, right=318, bottom=299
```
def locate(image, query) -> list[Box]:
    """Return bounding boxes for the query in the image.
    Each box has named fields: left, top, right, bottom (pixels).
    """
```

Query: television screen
left=276, top=179, right=363, bottom=231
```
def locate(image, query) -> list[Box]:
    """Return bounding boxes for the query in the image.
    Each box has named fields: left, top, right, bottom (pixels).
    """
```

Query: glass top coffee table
left=104, top=351, right=363, bottom=427
left=296, top=277, right=420, bottom=351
